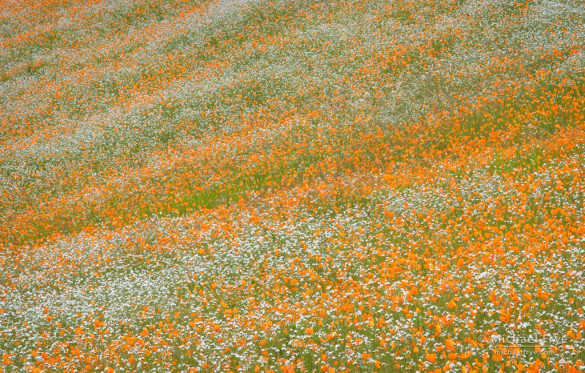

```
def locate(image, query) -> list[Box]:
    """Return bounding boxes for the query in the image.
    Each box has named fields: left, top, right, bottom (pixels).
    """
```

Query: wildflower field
left=1, top=0, right=585, bottom=371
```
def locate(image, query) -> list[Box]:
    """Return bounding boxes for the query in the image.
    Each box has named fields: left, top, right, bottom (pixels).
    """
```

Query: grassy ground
left=1, top=0, right=585, bottom=371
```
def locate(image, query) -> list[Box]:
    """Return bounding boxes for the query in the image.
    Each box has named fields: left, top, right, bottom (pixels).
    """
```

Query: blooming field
left=1, top=0, right=585, bottom=371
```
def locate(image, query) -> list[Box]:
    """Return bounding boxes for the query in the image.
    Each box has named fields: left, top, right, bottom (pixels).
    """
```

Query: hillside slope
left=1, top=0, right=585, bottom=371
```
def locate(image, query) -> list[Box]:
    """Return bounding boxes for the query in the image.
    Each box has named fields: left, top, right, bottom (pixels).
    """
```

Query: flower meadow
left=1, top=0, right=585, bottom=371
